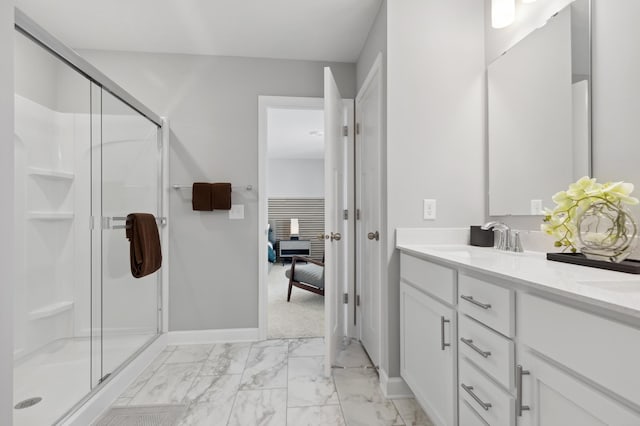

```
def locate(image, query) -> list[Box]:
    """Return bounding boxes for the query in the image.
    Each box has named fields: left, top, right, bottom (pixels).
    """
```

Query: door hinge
left=342, top=125, right=349, bottom=137
left=343, top=209, right=349, bottom=220
left=356, top=295, right=361, bottom=307
left=343, top=293, right=349, bottom=304
left=356, top=209, right=361, bottom=220
left=356, top=123, right=360, bottom=135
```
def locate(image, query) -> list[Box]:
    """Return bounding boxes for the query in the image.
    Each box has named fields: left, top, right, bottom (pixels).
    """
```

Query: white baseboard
left=61, top=333, right=167, bottom=426
left=77, top=327, right=157, bottom=338
left=167, top=328, right=260, bottom=345
left=379, top=369, right=414, bottom=399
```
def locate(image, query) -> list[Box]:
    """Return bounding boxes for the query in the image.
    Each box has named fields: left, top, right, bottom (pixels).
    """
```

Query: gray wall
left=386, top=0, right=485, bottom=377
left=79, top=50, right=356, bottom=331
left=267, top=158, right=324, bottom=198
left=356, top=0, right=387, bottom=91
left=14, top=31, right=58, bottom=109
left=1, top=1, right=15, bottom=424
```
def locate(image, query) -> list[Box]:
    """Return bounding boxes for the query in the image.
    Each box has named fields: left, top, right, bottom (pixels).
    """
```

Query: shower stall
left=13, top=11, right=166, bottom=426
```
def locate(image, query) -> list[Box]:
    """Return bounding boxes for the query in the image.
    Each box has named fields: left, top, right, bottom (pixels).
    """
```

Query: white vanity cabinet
left=516, top=348, right=640, bottom=426
left=516, top=293, right=640, bottom=426
left=398, top=248, right=640, bottom=426
left=457, top=274, right=516, bottom=426
left=400, top=254, right=457, bottom=426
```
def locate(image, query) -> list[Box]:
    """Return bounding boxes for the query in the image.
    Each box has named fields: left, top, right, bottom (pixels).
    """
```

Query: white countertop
left=396, top=228, right=640, bottom=319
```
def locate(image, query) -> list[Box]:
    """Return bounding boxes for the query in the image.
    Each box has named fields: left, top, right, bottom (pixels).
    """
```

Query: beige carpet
left=268, top=264, right=324, bottom=339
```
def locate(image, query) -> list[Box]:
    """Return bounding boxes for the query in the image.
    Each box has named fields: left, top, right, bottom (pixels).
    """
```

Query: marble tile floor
left=106, top=338, right=434, bottom=426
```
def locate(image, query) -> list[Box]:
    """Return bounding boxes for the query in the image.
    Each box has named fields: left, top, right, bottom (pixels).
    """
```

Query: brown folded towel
left=212, top=182, right=232, bottom=210
left=126, top=213, right=162, bottom=278
left=192, top=182, right=213, bottom=211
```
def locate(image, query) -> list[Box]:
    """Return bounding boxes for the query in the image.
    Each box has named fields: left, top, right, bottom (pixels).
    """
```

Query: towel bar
left=110, top=216, right=166, bottom=229
left=172, top=184, right=253, bottom=191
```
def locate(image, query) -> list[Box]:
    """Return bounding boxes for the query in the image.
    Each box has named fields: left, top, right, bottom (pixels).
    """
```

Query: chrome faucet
left=481, top=221, right=523, bottom=252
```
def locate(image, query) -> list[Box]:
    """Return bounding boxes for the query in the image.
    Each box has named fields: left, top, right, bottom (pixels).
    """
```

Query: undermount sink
left=419, top=245, right=493, bottom=258
left=416, top=244, right=541, bottom=260
left=576, top=280, right=640, bottom=292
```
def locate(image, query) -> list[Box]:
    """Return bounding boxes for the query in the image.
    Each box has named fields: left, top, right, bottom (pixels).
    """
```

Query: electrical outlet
left=423, top=199, right=436, bottom=220
left=229, top=204, right=245, bottom=219
left=530, top=199, right=543, bottom=215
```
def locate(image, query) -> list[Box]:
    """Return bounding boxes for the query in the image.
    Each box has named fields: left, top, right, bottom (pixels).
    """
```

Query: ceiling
left=15, top=0, right=382, bottom=62
left=267, top=108, right=324, bottom=160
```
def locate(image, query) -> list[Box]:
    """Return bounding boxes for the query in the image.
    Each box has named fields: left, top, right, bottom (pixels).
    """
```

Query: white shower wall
left=14, top=94, right=84, bottom=359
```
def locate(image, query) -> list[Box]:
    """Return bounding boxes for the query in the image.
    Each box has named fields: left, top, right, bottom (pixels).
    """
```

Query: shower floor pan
left=14, top=333, right=154, bottom=426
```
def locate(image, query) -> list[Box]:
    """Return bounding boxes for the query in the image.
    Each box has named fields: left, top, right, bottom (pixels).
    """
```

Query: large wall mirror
left=488, top=0, right=591, bottom=216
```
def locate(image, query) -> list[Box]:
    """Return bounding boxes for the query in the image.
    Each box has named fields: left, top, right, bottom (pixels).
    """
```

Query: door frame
left=354, top=52, right=384, bottom=362
left=257, top=95, right=355, bottom=341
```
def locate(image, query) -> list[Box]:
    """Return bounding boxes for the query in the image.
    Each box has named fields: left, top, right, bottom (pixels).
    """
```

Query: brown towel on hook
left=126, top=213, right=162, bottom=278
left=192, top=182, right=213, bottom=211
left=211, top=182, right=232, bottom=210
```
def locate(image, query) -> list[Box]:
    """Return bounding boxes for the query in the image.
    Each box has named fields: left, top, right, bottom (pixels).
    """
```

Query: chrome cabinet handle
left=460, top=294, right=492, bottom=310
left=440, top=316, right=450, bottom=351
left=460, top=338, right=491, bottom=358
left=461, top=383, right=492, bottom=411
left=516, top=364, right=531, bottom=417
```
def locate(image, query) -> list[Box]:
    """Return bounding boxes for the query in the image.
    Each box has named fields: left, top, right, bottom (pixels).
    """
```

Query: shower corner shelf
left=28, top=211, right=75, bottom=220
left=28, top=300, right=74, bottom=321
left=28, top=167, right=75, bottom=181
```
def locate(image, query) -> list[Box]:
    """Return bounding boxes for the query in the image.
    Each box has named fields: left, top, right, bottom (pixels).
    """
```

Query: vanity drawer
left=458, top=274, right=514, bottom=337
left=459, top=314, right=514, bottom=389
left=459, top=399, right=489, bottom=426
left=459, top=358, right=514, bottom=426
left=518, top=293, right=640, bottom=407
left=401, top=254, right=456, bottom=305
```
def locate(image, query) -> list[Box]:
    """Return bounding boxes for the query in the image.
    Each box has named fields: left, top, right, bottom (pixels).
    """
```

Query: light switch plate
left=229, top=204, right=245, bottom=219
left=423, top=199, right=436, bottom=220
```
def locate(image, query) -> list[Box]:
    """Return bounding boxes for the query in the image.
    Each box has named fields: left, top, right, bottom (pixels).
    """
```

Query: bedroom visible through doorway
left=265, top=103, right=326, bottom=339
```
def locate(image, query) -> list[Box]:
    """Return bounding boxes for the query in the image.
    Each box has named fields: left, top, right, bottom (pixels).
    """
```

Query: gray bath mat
left=95, top=405, right=186, bottom=426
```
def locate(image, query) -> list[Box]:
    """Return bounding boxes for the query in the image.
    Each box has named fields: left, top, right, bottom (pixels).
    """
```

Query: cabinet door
left=517, top=349, right=640, bottom=426
left=400, top=282, right=456, bottom=426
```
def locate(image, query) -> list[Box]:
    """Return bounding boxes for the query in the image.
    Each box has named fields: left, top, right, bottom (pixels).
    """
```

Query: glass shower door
left=98, top=89, right=162, bottom=382
left=14, top=14, right=164, bottom=424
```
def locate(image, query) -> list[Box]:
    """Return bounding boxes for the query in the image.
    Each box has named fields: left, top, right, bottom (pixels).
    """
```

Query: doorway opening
left=257, top=94, right=355, bottom=356
left=265, top=102, right=326, bottom=339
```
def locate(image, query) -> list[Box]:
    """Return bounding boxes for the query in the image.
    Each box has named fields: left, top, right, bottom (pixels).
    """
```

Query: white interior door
left=355, top=54, right=383, bottom=367
left=324, top=67, right=346, bottom=375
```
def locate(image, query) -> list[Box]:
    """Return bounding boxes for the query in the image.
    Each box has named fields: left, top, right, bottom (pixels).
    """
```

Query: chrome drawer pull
left=516, top=364, right=531, bottom=417
left=460, top=294, right=492, bottom=309
left=460, top=337, right=491, bottom=358
left=461, top=383, right=492, bottom=411
left=440, top=316, right=450, bottom=351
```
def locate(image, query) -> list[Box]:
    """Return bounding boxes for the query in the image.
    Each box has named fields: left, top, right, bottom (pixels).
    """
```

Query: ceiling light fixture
left=492, top=0, right=515, bottom=29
